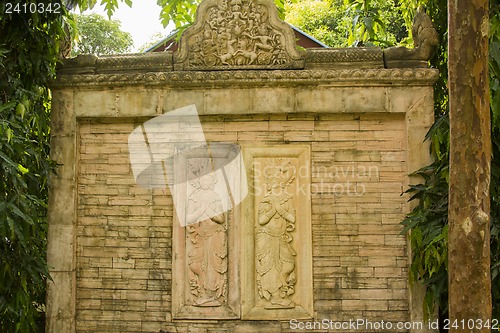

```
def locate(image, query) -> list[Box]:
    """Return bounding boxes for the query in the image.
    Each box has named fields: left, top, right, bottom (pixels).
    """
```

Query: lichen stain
left=462, top=217, right=473, bottom=235
left=480, top=16, right=489, bottom=37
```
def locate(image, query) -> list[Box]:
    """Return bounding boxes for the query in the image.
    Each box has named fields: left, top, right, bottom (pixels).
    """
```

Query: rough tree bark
left=448, top=0, right=492, bottom=331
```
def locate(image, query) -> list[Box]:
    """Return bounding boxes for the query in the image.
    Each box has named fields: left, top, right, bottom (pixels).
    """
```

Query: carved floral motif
left=256, top=159, right=297, bottom=309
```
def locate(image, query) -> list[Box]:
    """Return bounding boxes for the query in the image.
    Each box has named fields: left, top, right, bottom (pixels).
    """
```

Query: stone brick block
left=46, top=271, right=75, bottom=333
left=48, top=179, right=76, bottom=226
left=204, top=89, right=252, bottom=114
left=343, top=87, right=388, bottom=113
left=224, top=121, right=269, bottom=132
left=162, top=89, right=205, bottom=114
left=296, top=88, right=344, bottom=113
left=116, top=89, right=160, bottom=117
left=51, top=90, right=76, bottom=136
left=252, top=88, right=295, bottom=114
left=74, top=90, right=116, bottom=117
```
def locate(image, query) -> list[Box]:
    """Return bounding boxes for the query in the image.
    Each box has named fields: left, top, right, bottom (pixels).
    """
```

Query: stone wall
left=46, top=0, right=437, bottom=332
left=48, top=82, right=434, bottom=332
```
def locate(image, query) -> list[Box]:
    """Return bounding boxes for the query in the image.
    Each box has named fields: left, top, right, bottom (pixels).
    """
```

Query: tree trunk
left=448, top=0, right=492, bottom=331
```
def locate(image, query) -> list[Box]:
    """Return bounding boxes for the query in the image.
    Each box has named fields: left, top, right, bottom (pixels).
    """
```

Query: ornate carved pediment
left=174, top=0, right=305, bottom=70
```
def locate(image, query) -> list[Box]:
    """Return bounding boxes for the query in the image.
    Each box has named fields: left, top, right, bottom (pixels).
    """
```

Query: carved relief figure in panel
left=186, top=158, right=228, bottom=307
left=256, top=159, right=297, bottom=309
left=187, top=0, right=290, bottom=67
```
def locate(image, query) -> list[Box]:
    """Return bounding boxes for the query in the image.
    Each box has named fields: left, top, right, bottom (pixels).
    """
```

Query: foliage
left=0, top=2, right=69, bottom=331
left=155, top=0, right=287, bottom=35
left=344, top=0, right=389, bottom=46
left=72, top=0, right=132, bottom=17
left=285, top=0, right=350, bottom=47
left=72, top=13, right=133, bottom=56
left=489, top=0, right=500, bottom=320
left=286, top=0, right=407, bottom=47
left=0, top=1, right=134, bottom=331
left=401, top=114, right=450, bottom=317
left=397, top=0, right=449, bottom=319
left=156, top=0, right=199, bottom=30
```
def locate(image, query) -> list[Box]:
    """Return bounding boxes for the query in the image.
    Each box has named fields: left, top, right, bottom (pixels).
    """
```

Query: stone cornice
left=304, top=48, right=384, bottom=69
left=56, top=53, right=174, bottom=75
left=52, top=67, right=439, bottom=88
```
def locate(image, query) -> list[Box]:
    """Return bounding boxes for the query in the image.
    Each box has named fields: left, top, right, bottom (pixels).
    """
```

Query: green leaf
left=5, top=216, right=15, bottom=240
left=413, top=227, right=423, bottom=247
left=6, top=126, right=13, bottom=143
left=401, top=216, right=419, bottom=234
left=0, top=101, right=16, bottom=113
left=16, top=103, right=26, bottom=119
left=0, top=150, right=18, bottom=170
left=18, top=164, right=29, bottom=174
left=9, top=202, right=34, bottom=226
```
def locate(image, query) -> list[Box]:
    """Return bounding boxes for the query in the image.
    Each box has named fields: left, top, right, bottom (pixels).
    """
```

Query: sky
left=81, top=0, right=174, bottom=52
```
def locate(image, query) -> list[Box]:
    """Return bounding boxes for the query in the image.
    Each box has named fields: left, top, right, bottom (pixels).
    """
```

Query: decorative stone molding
left=57, top=52, right=173, bottom=75
left=174, top=0, right=305, bottom=70
left=95, top=53, right=173, bottom=73
left=52, top=68, right=438, bottom=88
left=305, top=48, right=384, bottom=69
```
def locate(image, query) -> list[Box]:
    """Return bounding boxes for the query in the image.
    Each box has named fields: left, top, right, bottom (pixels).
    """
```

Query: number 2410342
left=5, top=2, right=62, bottom=14
left=442, top=319, right=499, bottom=330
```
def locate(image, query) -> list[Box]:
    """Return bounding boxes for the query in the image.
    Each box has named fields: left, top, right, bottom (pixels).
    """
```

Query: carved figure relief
left=256, top=159, right=297, bottom=309
left=172, top=144, right=241, bottom=319
left=185, top=158, right=228, bottom=307
left=192, top=0, right=285, bottom=67
left=175, top=0, right=304, bottom=70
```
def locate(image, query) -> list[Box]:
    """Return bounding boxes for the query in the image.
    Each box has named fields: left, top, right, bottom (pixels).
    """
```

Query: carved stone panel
left=172, top=144, right=241, bottom=319
left=174, top=0, right=305, bottom=70
left=241, top=145, right=313, bottom=320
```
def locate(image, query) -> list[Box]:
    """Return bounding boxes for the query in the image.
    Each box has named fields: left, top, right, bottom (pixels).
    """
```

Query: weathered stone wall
left=46, top=1, right=438, bottom=331
left=74, top=112, right=410, bottom=332
left=48, top=78, right=434, bottom=332
left=76, top=120, right=169, bottom=332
